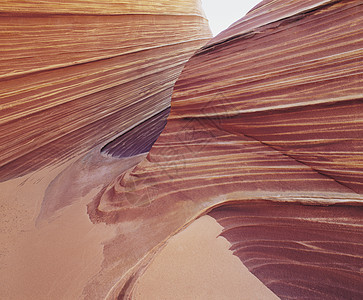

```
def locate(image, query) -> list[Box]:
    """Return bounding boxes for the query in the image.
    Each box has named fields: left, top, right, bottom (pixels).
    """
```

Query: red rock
left=1, top=0, right=362, bottom=299
left=96, top=0, right=362, bottom=297
left=208, top=201, right=363, bottom=299
left=0, top=1, right=211, bottom=181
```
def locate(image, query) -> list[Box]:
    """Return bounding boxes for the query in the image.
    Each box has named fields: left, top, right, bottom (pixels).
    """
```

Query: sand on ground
left=133, top=215, right=280, bottom=300
left=0, top=151, right=143, bottom=299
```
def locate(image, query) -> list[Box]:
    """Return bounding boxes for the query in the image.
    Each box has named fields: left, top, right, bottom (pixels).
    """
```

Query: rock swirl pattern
left=92, top=0, right=363, bottom=298
left=0, top=0, right=211, bottom=181
left=0, top=0, right=362, bottom=299
left=0, top=1, right=211, bottom=299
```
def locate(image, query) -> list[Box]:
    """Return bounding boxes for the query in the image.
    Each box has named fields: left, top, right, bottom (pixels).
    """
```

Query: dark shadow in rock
left=208, top=201, right=363, bottom=300
left=101, top=107, right=170, bottom=158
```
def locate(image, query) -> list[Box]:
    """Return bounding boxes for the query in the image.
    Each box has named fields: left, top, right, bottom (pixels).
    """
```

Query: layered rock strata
left=1, top=0, right=362, bottom=299
left=0, top=0, right=211, bottom=180
left=209, top=201, right=363, bottom=299
left=93, top=0, right=363, bottom=298
left=0, top=1, right=211, bottom=299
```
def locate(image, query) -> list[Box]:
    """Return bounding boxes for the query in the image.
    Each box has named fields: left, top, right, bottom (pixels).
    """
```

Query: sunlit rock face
left=95, top=0, right=363, bottom=219
left=172, top=0, right=363, bottom=193
left=93, top=0, right=363, bottom=298
left=0, top=1, right=211, bottom=299
left=0, top=0, right=211, bottom=181
left=1, top=1, right=362, bottom=300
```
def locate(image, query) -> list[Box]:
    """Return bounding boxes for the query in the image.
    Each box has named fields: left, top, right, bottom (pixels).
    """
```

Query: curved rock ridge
left=208, top=201, right=363, bottom=300
left=1, top=1, right=362, bottom=300
left=170, top=0, right=363, bottom=193
left=0, top=0, right=211, bottom=181
left=101, top=107, right=170, bottom=158
left=87, top=1, right=363, bottom=298
left=93, top=118, right=357, bottom=218
left=94, top=0, right=362, bottom=219
left=204, top=0, right=343, bottom=48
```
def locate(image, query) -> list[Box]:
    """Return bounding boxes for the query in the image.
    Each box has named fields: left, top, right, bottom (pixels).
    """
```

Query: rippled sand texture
left=0, top=0, right=211, bottom=181
left=94, top=0, right=363, bottom=298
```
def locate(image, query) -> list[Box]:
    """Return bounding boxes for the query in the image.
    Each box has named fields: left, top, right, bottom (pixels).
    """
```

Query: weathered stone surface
left=95, top=1, right=362, bottom=298
left=0, top=1, right=211, bottom=299
left=0, top=0, right=211, bottom=180
left=209, top=202, right=363, bottom=300
left=1, top=1, right=362, bottom=299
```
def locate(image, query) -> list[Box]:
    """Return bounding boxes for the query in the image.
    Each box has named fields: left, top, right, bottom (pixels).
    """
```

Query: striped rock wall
left=93, top=1, right=363, bottom=298
left=1, top=0, right=362, bottom=299
left=0, top=0, right=211, bottom=180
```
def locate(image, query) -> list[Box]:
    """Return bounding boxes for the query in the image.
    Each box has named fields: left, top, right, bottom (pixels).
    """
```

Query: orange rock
left=0, top=0, right=211, bottom=180
left=96, top=0, right=363, bottom=297
left=1, top=0, right=362, bottom=299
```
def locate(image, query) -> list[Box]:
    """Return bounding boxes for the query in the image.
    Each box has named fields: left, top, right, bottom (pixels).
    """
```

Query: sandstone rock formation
left=209, top=201, right=363, bottom=299
left=0, top=1, right=211, bottom=299
left=93, top=0, right=362, bottom=298
left=0, top=0, right=211, bottom=181
left=1, top=0, right=362, bottom=299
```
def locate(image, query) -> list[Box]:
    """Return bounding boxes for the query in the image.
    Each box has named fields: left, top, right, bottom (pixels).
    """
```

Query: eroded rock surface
left=0, top=0, right=211, bottom=181
left=95, top=0, right=362, bottom=298
left=209, top=202, right=363, bottom=299
left=0, top=1, right=211, bottom=299
left=1, top=1, right=362, bottom=299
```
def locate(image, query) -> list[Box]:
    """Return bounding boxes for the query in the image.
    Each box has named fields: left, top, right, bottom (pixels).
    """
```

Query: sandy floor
left=0, top=161, right=110, bottom=299
left=133, top=215, right=279, bottom=300
left=0, top=151, right=143, bottom=299
left=1, top=149, right=279, bottom=299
